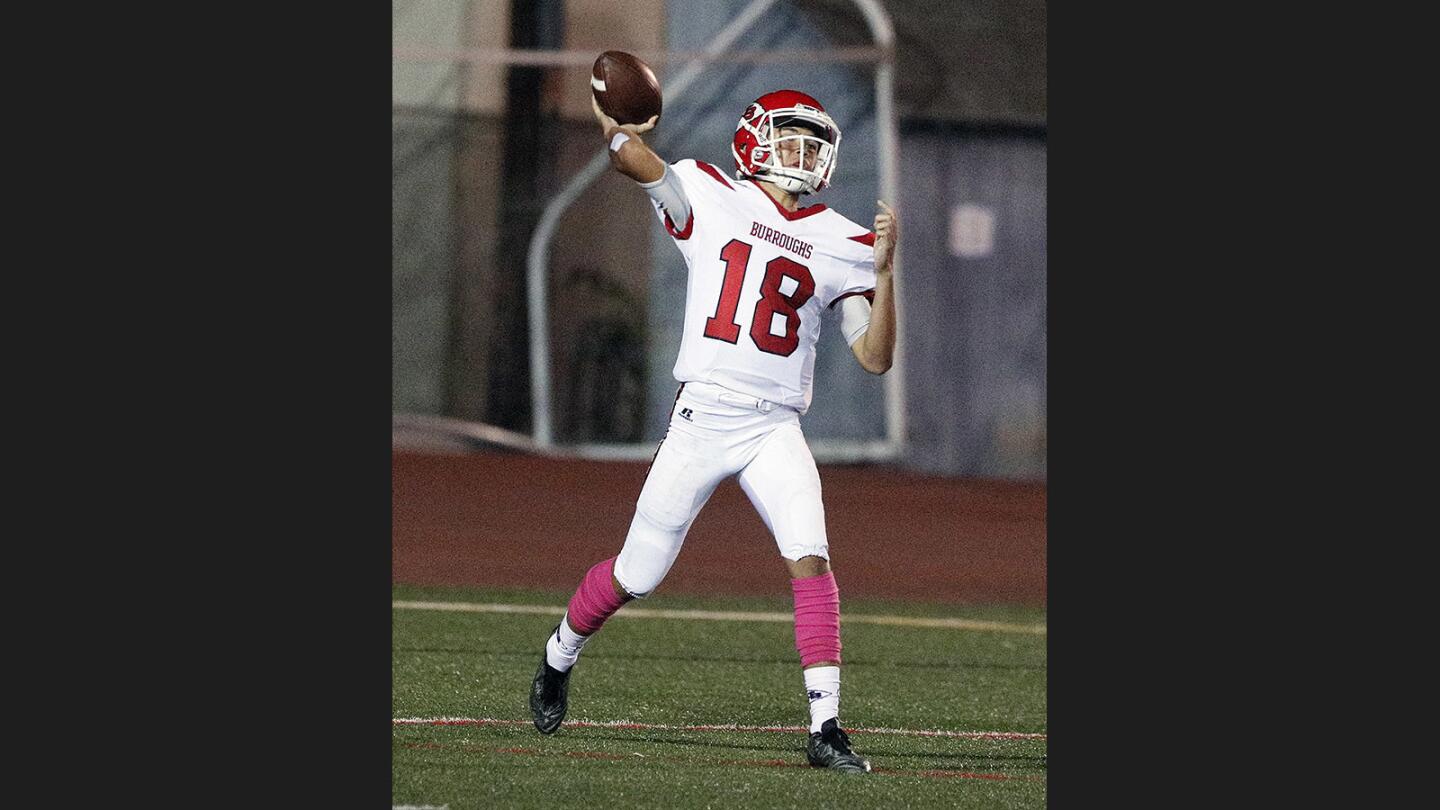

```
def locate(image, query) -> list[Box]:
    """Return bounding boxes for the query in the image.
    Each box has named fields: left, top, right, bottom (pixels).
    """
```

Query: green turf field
left=393, top=583, right=1047, bottom=808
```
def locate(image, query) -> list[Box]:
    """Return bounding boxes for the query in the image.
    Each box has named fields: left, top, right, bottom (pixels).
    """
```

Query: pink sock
left=791, top=571, right=842, bottom=666
left=565, top=557, right=628, bottom=636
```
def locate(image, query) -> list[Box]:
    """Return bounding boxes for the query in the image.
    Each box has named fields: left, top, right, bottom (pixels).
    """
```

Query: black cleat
left=807, top=718, right=872, bottom=773
left=529, top=628, right=572, bottom=735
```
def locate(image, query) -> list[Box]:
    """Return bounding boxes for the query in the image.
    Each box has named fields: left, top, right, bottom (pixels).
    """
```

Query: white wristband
left=609, top=131, right=631, bottom=152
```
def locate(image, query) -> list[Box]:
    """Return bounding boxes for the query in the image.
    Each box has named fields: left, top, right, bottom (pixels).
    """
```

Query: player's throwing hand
left=873, top=200, right=898, bottom=273
left=591, top=93, right=658, bottom=136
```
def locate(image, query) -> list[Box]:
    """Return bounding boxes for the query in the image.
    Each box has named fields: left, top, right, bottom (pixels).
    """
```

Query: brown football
left=591, top=50, right=662, bottom=126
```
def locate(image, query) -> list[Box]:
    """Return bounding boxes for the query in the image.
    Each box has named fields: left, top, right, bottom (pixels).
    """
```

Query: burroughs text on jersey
left=749, top=221, right=814, bottom=259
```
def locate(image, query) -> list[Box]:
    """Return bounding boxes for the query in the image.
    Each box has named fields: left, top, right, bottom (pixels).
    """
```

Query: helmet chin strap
left=752, top=174, right=812, bottom=210
left=767, top=174, right=810, bottom=194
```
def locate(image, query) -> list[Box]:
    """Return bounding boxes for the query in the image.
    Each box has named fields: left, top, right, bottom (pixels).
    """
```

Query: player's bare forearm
left=854, top=272, right=896, bottom=374
left=608, top=130, right=665, bottom=184
left=854, top=201, right=899, bottom=374
left=592, top=94, right=664, bottom=184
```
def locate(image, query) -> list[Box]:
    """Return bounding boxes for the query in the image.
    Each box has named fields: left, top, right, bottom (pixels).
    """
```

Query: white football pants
left=612, top=380, right=830, bottom=598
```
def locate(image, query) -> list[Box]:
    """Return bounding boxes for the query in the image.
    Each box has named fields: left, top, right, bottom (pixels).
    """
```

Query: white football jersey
left=650, top=159, right=877, bottom=414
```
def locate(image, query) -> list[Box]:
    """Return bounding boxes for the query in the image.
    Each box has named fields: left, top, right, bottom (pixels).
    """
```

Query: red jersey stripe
left=695, top=161, right=734, bottom=189
left=665, top=209, right=694, bottom=240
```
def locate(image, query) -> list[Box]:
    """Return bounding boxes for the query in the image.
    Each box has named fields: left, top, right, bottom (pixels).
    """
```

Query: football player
left=530, top=88, right=898, bottom=774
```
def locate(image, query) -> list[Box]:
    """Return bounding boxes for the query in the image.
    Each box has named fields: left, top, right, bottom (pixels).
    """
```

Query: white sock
left=544, top=612, right=591, bottom=672
left=803, top=666, right=841, bottom=733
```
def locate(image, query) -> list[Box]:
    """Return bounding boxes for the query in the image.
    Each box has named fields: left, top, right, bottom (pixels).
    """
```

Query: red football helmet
left=731, top=89, right=841, bottom=195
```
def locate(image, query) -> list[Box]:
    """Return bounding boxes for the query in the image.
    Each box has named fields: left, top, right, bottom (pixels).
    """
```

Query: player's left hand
left=873, top=200, right=898, bottom=272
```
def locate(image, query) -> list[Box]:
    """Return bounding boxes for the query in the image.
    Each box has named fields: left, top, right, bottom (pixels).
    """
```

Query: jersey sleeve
left=827, top=231, right=878, bottom=310
left=647, top=159, right=723, bottom=256
left=838, top=293, right=872, bottom=346
left=648, top=162, right=693, bottom=242
left=639, top=165, right=693, bottom=237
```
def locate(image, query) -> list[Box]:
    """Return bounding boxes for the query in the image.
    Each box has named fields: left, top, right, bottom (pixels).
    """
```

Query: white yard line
left=393, top=716, right=1046, bottom=741
left=392, top=600, right=1046, bottom=635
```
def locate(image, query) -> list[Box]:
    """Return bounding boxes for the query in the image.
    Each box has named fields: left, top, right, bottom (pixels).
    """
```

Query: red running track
left=392, top=450, right=1045, bottom=606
